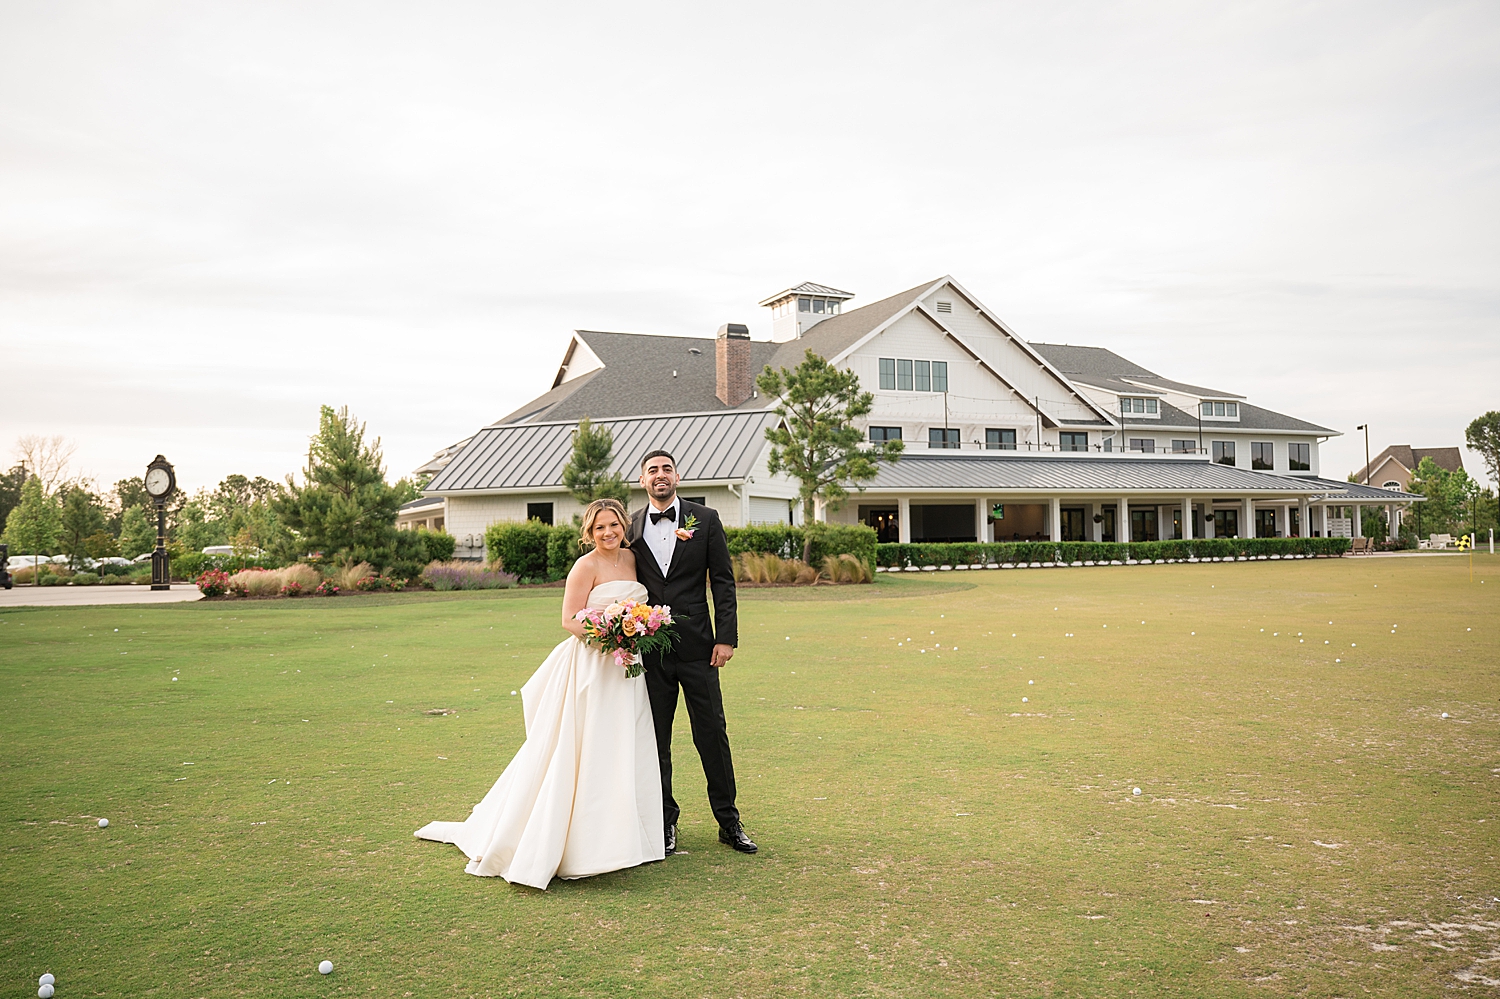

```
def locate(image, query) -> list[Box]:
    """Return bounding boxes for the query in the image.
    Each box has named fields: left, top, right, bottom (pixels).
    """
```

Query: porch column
left=1387, top=503, right=1398, bottom=541
left=897, top=497, right=911, bottom=544
left=1299, top=499, right=1310, bottom=538
left=1119, top=497, right=1130, bottom=543
left=1049, top=496, right=1061, bottom=543
left=1352, top=504, right=1363, bottom=538
left=975, top=498, right=989, bottom=544
left=1242, top=496, right=1255, bottom=539
left=1182, top=497, right=1194, bottom=540
left=1204, top=504, right=1215, bottom=538
left=1091, top=502, right=1103, bottom=542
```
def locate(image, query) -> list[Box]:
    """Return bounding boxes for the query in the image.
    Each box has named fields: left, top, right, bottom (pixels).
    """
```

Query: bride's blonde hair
left=579, top=498, right=630, bottom=549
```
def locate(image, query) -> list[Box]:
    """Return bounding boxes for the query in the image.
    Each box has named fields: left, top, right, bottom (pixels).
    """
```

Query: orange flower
left=621, top=617, right=639, bottom=636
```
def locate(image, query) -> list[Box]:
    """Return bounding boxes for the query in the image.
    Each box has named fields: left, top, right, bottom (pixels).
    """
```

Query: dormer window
left=1200, top=401, right=1239, bottom=418
left=798, top=296, right=840, bottom=315
left=1120, top=397, right=1158, bottom=415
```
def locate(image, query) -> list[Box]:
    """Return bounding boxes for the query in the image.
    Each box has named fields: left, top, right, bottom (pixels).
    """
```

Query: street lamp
left=1355, top=424, right=1371, bottom=485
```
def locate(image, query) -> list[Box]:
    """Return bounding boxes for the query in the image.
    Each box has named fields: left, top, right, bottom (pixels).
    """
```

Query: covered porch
left=822, top=455, right=1337, bottom=543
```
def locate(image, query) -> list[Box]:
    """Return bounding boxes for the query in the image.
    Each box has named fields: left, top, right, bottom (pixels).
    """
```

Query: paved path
left=0, top=584, right=203, bottom=608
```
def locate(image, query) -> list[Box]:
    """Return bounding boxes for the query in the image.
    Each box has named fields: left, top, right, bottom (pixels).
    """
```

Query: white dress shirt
left=642, top=496, right=680, bottom=577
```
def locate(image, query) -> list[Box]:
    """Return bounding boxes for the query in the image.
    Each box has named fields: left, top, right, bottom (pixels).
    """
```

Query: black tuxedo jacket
left=627, top=499, right=738, bottom=664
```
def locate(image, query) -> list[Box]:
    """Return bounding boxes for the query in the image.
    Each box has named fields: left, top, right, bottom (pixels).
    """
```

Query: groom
left=628, top=449, right=757, bottom=856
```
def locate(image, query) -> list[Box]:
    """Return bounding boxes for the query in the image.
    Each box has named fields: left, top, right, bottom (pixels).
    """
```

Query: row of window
left=878, top=357, right=950, bottom=393
left=870, top=426, right=1016, bottom=449
left=869, top=426, right=1312, bottom=467
left=1121, top=397, right=1159, bottom=414
left=1201, top=401, right=1239, bottom=418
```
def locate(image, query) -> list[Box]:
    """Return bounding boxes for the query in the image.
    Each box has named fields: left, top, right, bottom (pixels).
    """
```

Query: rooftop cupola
left=758, top=281, right=855, bottom=342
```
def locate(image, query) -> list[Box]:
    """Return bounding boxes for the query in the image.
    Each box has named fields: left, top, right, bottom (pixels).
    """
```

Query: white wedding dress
left=415, top=579, right=665, bottom=889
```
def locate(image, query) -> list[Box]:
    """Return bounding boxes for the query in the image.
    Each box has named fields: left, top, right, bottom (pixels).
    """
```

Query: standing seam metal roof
left=426, top=410, right=778, bottom=492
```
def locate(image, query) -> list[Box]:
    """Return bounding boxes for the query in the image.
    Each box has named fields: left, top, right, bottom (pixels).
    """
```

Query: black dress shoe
left=718, top=823, right=757, bottom=854
left=664, top=823, right=677, bottom=856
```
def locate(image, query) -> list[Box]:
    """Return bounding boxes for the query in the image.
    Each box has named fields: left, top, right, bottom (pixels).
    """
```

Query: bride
left=414, top=498, right=665, bottom=889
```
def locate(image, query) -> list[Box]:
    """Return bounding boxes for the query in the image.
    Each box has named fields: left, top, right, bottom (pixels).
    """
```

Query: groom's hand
left=711, top=644, right=734, bottom=668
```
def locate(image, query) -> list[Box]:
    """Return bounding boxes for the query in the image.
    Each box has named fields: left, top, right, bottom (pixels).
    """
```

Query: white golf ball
left=39, top=974, right=54, bottom=986
left=319, top=960, right=333, bottom=975
left=98, top=818, right=109, bottom=828
left=1021, top=697, right=1028, bottom=703
left=1132, top=787, right=1142, bottom=795
left=1442, top=712, right=1450, bottom=719
left=39, top=985, right=55, bottom=999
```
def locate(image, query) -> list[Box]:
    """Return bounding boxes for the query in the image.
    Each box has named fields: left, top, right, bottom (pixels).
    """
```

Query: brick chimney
left=715, top=323, right=752, bottom=407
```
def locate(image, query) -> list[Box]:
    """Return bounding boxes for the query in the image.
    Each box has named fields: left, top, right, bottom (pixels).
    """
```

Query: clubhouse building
left=410, top=276, right=1419, bottom=558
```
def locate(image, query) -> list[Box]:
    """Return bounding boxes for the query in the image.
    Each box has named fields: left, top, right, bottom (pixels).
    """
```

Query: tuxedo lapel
left=630, top=507, right=666, bottom=585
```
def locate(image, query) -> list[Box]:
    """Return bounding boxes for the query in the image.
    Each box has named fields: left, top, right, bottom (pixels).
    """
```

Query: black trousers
left=644, top=655, right=739, bottom=830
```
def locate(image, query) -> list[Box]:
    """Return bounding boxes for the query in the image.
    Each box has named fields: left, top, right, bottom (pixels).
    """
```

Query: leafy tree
left=174, top=494, right=229, bottom=553
left=1406, top=455, right=1484, bottom=538
left=756, top=350, right=904, bottom=560
left=274, top=405, right=403, bottom=569
left=2, top=477, right=61, bottom=555
left=118, top=505, right=157, bottom=558
left=1467, top=411, right=1500, bottom=487
left=57, top=486, right=108, bottom=568
left=561, top=418, right=630, bottom=507
left=84, top=531, right=120, bottom=559
left=0, top=463, right=25, bottom=532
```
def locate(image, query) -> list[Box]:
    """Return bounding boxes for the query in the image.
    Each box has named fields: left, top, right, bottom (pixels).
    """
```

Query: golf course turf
left=2, top=554, right=1496, bottom=996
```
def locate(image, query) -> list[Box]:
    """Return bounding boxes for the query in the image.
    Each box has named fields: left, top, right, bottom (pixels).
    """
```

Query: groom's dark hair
left=640, top=449, right=677, bottom=470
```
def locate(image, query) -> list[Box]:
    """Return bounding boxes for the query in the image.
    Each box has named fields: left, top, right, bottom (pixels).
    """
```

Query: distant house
left=416, top=275, right=1422, bottom=557
left=1355, top=445, right=1464, bottom=491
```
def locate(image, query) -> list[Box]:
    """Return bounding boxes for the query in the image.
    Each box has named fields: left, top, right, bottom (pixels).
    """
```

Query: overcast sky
left=3, top=1, right=1497, bottom=494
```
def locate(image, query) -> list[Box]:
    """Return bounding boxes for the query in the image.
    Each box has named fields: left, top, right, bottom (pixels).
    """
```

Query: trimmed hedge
left=724, top=523, right=878, bottom=570
left=173, top=551, right=285, bottom=581
left=876, top=536, right=1351, bottom=568
left=416, top=529, right=456, bottom=562
left=482, top=518, right=882, bottom=583
left=485, top=519, right=554, bottom=581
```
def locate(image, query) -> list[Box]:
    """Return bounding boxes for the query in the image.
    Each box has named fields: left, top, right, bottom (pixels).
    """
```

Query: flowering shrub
left=196, top=569, right=230, bottom=597
left=280, top=580, right=305, bottom=597
left=315, top=580, right=339, bottom=596
left=421, top=560, right=518, bottom=591
left=353, top=574, right=406, bottom=592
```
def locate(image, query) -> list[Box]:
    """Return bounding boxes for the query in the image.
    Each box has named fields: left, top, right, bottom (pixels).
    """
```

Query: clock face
left=145, top=467, right=172, bottom=497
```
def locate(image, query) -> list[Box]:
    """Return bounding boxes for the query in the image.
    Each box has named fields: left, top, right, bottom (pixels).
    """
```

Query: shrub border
left=875, top=537, right=1351, bottom=571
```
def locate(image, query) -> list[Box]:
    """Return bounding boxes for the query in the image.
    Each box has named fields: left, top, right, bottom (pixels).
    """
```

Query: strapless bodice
left=586, top=579, right=647, bottom=609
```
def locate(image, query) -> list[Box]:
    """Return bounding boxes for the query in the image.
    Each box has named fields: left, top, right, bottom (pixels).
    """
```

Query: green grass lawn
left=2, top=555, right=1497, bottom=997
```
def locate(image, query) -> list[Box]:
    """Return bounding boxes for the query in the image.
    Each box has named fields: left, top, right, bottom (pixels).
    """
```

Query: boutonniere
left=674, top=513, right=699, bottom=541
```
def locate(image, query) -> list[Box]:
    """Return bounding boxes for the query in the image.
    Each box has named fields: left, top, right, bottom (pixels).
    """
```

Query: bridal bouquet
left=574, top=599, right=676, bottom=677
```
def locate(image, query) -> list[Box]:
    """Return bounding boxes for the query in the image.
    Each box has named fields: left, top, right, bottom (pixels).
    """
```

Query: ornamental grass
left=420, top=560, right=517, bottom=591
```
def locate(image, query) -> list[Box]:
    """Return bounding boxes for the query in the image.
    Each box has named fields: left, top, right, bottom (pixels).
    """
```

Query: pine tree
left=561, top=418, right=630, bottom=507
left=756, top=350, right=903, bottom=560
left=274, top=405, right=402, bottom=567
left=1, top=477, right=61, bottom=556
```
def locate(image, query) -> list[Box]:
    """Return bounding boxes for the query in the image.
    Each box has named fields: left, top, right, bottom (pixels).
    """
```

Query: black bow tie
left=649, top=507, right=676, bottom=524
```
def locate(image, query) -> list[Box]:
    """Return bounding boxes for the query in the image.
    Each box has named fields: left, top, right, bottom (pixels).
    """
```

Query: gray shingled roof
left=863, top=455, right=1329, bottom=494
left=1030, top=343, right=1243, bottom=399
left=764, top=279, right=937, bottom=373
left=426, top=410, right=778, bottom=492
left=494, top=331, right=779, bottom=425
left=1031, top=342, right=1336, bottom=435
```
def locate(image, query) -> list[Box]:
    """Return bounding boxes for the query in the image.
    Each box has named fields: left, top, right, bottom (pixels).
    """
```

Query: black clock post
left=145, top=455, right=177, bottom=591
